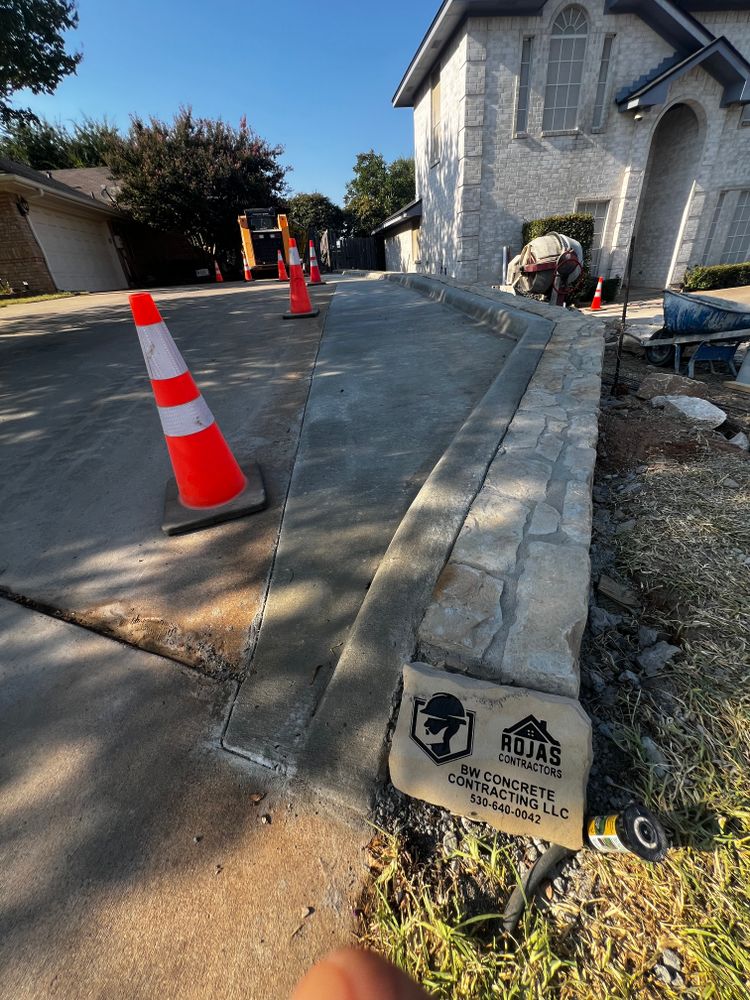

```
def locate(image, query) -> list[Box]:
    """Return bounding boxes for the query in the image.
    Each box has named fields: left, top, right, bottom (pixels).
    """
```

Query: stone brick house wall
left=0, top=192, right=56, bottom=294
left=400, top=1, right=750, bottom=288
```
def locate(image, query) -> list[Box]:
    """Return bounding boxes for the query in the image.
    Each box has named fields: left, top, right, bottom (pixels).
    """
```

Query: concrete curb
left=301, top=280, right=556, bottom=813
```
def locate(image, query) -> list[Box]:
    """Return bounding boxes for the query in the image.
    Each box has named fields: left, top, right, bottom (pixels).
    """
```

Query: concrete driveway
left=0, top=281, right=331, bottom=674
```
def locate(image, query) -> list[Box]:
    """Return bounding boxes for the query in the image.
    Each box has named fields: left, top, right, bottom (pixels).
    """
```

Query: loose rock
left=637, top=641, right=680, bottom=676
left=638, top=626, right=660, bottom=649
left=662, top=395, right=727, bottom=429
left=589, top=605, right=623, bottom=636
left=641, top=736, right=668, bottom=778
left=728, top=432, right=750, bottom=452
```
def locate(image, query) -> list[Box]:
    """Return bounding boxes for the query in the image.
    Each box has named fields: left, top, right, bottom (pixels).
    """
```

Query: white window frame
left=577, top=199, right=611, bottom=274
left=592, top=35, right=615, bottom=131
left=515, top=37, right=534, bottom=135
left=721, top=189, right=750, bottom=264
left=543, top=5, right=589, bottom=134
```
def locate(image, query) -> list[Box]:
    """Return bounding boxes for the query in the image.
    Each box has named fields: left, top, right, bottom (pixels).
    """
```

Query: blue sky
left=17, top=0, right=437, bottom=204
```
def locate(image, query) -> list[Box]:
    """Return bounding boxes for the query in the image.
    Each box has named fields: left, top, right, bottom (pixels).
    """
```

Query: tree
left=0, top=114, right=118, bottom=169
left=343, top=150, right=416, bottom=236
left=106, top=108, right=288, bottom=256
left=0, top=0, right=82, bottom=127
left=286, top=192, right=344, bottom=236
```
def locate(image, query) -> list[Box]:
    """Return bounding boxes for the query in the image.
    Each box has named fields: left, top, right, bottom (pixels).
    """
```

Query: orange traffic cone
left=590, top=276, right=603, bottom=311
left=242, top=252, right=253, bottom=282
left=129, top=293, right=265, bottom=534
left=307, top=240, right=326, bottom=286
left=283, top=239, right=319, bottom=320
left=277, top=249, right=289, bottom=282
left=214, top=260, right=224, bottom=283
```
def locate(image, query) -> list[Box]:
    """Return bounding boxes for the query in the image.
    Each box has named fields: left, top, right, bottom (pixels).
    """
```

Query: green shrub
left=522, top=212, right=595, bottom=267
left=576, top=274, right=621, bottom=305
left=682, top=261, right=750, bottom=291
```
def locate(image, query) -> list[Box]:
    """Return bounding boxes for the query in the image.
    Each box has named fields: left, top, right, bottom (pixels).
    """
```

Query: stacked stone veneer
left=418, top=293, right=604, bottom=699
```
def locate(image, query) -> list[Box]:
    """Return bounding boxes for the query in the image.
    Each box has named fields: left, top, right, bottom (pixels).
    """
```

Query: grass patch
left=0, top=292, right=81, bottom=308
left=358, top=439, right=750, bottom=997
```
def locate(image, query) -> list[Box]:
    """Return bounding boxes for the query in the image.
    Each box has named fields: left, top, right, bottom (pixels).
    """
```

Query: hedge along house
left=393, top=0, right=750, bottom=289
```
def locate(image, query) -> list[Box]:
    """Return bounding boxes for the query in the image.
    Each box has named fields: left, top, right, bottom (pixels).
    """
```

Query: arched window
left=543, top=6, right=588, bottom=132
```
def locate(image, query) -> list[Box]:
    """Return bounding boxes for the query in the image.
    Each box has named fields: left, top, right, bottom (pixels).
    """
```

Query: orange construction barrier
left=214, top=260, right=224, bottom=283
left=242, top=252, right=253, bottom=282
left=129, top=293, right=265, bottom=534
left=277, top=249, right=289, bottom=282
left=307, top=240, right=326, bottom=286
left=283, top=239, right=319, bottom=320
left=590, top=276, right=603, bottom=311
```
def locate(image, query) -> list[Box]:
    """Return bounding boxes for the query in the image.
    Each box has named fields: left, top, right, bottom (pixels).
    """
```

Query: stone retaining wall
left=387, top=276, right=605, bottom=700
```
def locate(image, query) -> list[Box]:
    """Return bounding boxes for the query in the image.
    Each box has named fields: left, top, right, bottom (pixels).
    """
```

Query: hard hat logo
left=410, top=692, right=475, bottom=765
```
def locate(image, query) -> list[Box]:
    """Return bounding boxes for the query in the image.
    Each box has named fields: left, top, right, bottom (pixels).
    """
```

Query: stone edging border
left=300, top=274, right=604, bottom=814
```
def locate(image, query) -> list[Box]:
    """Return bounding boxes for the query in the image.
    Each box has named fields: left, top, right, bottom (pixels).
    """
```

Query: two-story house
left=383, top=0, right=750, bottom=289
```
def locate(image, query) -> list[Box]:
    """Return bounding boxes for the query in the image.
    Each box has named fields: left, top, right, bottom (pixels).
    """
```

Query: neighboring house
left=372, top=198, right=423, bottom=271
left=392, top=0, right=750, bottom=288
left=0, top=160, right=212, bottom=295
left=0, top=157, right=128, bottom=293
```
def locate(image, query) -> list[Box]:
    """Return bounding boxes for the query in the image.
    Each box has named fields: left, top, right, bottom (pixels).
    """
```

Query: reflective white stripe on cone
left=157, top=395, right=216, bottom=437
left=136, top=322, right=189, bottom=380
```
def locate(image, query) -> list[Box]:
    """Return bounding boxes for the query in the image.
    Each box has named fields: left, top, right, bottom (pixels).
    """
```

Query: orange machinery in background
left=238, top=209, right=290, bottom=278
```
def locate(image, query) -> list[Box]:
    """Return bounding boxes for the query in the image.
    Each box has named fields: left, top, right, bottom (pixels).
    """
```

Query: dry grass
left=359, top=436, right=750, bottom=998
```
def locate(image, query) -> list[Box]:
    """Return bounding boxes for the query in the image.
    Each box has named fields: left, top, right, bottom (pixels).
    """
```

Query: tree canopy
left=106, top=108, right=288, bottom=255
left=286, top=192, right=344, bottom=236
left=0, top=115, right=118, bottom=169
left=343, top=151, right=416, bottom=236
left=0, top=0, right=82, bottom=127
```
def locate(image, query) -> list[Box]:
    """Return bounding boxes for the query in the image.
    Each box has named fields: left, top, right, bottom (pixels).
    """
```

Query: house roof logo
left=502, top=715, right=560, bottom=747
left=409, top=692, right=475, bottom=765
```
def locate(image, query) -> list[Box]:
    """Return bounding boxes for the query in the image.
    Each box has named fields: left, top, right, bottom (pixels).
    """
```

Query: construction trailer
left=238, top=208, right=290, bottom=277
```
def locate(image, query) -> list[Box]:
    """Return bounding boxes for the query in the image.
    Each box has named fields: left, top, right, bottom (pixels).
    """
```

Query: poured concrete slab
left=0, top=283, right=331, bottom=675
left=0, top=598, right=364, bottom=1000
left=224, top=277, right=514, bottom=770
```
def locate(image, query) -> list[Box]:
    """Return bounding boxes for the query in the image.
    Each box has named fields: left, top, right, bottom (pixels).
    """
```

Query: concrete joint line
left=299, top=282, right=555, bottom=815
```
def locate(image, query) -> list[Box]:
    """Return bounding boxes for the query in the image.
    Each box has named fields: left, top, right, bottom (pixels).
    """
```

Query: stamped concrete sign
left=390, top=662, right=592, bottom=849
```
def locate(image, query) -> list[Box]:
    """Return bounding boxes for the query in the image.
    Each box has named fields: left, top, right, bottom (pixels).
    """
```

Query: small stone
left=661, top=949, right=682, bottom=973
left=728, top=432, right=750, bottom=452
left=250, top=792, right=266, bottom=805
left=193, top=835, right=203, bottom=844
left=619, top=670, right=641, bottom=686
left=637, top=641, right=680, bottom=676
left=615, top=519, right=636, bottom=535
left=724, top=478, right=740, bottom=490
left=638, top=626, right=660, bottom=648
left=552, top=877, right=566, bottom=893
left=589, top=605, right=622, bottom=636
left=641, top=736, right=668, bottom=778
left=260, top=814, right=272, bottom=825
left=653, top=965, right=673, bottom=985
left=588, top=671, right=606, bottom=693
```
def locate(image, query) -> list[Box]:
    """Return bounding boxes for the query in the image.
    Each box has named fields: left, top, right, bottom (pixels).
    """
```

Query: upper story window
left=593, top=35, right=615, bottom=130
left=741, top=105, right=750, bottom=126
left=430, top=69, right=442, bottom=164
left=515, top=37, right=534, bottom=134
left=543, top=6, right=589, bottom=132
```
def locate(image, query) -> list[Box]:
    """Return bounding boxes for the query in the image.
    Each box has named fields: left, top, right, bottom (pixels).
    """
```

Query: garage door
left=29, top=204, right=127, bottom=292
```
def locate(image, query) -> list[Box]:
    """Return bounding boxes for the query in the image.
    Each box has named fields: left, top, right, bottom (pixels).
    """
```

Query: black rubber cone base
left=282, top=307, right=320, bottom=320
left=162, top=462, right=266, bottom=536
left=307, top=280, right=327, bottom=286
